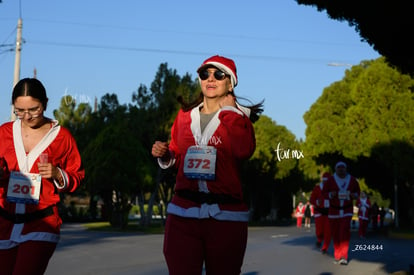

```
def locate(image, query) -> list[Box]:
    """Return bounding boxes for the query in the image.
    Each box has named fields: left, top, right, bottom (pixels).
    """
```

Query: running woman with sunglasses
left=0, top=78, right=85, bottom=274
left=152, top=55, right=263, bottom=275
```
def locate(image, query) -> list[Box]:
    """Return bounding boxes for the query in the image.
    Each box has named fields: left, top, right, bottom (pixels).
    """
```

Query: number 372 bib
left=183, top=145, right=217, bottom=180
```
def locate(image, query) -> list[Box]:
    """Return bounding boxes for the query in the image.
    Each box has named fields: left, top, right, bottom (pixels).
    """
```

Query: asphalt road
left=45, top=223, right=413, bottom=275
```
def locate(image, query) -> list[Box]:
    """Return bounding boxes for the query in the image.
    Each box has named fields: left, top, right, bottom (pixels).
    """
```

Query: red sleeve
left=169, top=110, right=184, bottom=169
left=309, top=186, right=319, bottom=206
left=218, top=108, right=256, bottom=160
left=54, top=127, right=85, bottom=193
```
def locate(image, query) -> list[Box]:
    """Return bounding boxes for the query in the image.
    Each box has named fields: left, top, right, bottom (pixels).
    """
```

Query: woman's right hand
left=151, top=141, right=169, bottom=159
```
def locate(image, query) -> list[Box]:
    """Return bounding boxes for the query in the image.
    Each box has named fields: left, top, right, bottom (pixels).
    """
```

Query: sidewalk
left=45, top=223, right=414, bottom=275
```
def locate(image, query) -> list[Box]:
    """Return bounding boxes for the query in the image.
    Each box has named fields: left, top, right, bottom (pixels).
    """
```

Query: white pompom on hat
left=197, top=55, right=238, bottom=88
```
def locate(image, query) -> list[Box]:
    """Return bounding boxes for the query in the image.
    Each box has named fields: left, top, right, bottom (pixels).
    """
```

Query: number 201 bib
left=7, top=171, right=41, bottom=204
left=183, top=145, right=216, bottom=180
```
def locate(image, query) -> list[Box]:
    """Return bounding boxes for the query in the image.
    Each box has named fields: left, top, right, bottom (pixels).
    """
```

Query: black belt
left=315, top=207, right=329, bottom=215
left=0, top=205, right=54, bottom=224
left=175, top=190, right=242, bottom=205
left=330, top=204, right=353, bottom=210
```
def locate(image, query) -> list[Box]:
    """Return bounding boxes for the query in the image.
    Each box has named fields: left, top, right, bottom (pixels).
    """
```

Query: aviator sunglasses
left=198, top=69, right=228, bottom=81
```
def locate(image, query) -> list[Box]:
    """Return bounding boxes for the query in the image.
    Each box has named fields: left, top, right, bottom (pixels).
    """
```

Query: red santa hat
left=322, top=172, right=331, bottom=181
left=197, top=55, right=238, bottom=88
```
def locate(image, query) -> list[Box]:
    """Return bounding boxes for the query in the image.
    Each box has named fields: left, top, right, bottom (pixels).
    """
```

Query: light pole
left=11, top=1, right=23, bottom=121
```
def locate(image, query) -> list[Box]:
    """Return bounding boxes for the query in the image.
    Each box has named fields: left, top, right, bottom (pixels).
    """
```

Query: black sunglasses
left=198, top=69, right=228, bottom=81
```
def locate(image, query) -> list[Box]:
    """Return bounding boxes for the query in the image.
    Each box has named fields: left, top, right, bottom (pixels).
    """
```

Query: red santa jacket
left=310, top=183, right=329, bottom=217
left=295, top=203, right=305, bottom=218
left=161, top=104, right=255, bottom=222
left=323, top=173, right=360, bottom=219
left=357, top=197, right=371, bottom=220
left=0, top=120, right=84, bottom=249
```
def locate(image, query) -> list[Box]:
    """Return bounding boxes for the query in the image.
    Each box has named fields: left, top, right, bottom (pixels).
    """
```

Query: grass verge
left=83, top=221, right=165, bottom=234
left=388, top=228, right=414, bottom=239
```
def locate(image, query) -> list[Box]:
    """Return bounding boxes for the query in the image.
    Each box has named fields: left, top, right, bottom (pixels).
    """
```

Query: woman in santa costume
left=295, top=202, right=305, bottom=228
left=323, top=161, right=360, bottom=265
left=0, top=78, right=85, bottom=274
left=357, top=191, right=371, bottom=238
left=310, top=172, right=331, bottom=253
left=152, top=55, right=263, bottom=275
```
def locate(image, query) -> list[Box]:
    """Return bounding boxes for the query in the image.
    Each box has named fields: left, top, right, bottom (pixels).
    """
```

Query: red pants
left=329, top=216, right=352, bottom=260
left=359, top=218, right=369, bottom=237
left=163, top=214, right=248, bottom=275
left=296, top=217, right=303, bottom=228
left=315, top=215, right=331, bottom=251
left=0, top=241, right=57, bottom=275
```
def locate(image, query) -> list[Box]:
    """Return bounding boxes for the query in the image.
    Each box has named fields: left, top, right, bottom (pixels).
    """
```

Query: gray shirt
left=200, top=111, right=218, bottom=134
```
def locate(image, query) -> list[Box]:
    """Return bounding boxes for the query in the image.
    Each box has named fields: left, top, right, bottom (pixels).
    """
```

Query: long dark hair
left=12, top=78, right=49, bottom=110
left=177, top=92, right=264, bottom=123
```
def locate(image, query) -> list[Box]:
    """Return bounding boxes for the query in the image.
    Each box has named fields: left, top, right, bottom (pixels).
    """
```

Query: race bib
left=338, top=190, right=350, bottom=200
left=183, top=145, right=216, bottom=180
left=7, top=171, right=41, bottom=204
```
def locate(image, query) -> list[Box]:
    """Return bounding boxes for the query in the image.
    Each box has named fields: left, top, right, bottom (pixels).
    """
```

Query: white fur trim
left=236, top=103, right=251, bottom=117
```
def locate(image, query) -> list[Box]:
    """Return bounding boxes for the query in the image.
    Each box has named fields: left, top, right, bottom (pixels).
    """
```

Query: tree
left=304, top=58, right=414, bottom=161
left=77, top=93, right=160, bottom=228
left=53, top=95, right=93, bottom=219
left=130, top=63, right=200, bottom=225
left=245, top=115, right=305, bottom=222
left=53, top=64, right=200, bottom=227
left=53, top=95, right=92, bottom=135
left=304, top=57, right=414, bottom=226
left=295, top=0, right=414, bottom=75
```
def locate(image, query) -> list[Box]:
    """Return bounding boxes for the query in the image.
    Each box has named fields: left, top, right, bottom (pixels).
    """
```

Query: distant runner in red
left=310, top=172, right=332, bottom=254
left=356, top=191, right=371, bottom=238
left=295, top=202, right=305, bottom=228
left=324, top=161, right=360, bottom=265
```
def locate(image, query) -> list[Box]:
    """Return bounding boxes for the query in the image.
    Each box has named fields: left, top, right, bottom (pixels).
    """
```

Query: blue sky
left=0, top=0, right=379, bottom=140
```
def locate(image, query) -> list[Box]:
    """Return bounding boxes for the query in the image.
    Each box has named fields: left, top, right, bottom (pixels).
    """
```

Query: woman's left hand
left=219, top=92, right=236, bottom=108
left=38, top=162, right=59, bottom=179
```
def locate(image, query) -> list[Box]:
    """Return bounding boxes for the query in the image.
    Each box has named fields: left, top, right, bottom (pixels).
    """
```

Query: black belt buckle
left=199, top=192, right=214, bottom=204
left=14, top=214, right=26, bottom=224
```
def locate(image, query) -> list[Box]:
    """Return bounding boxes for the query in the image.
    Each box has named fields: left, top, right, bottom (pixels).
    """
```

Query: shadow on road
left=280, top=228, right=413, bottom=274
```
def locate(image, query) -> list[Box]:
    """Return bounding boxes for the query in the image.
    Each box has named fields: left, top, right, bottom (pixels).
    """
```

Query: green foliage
left=129, top=204, right=163, bottom=216
left=84, top=221, right=164, bottom=234
left=251, top=115, right=299, bottom=179
left=305, top=58, right=414, bottom=162
left=53, top=63, right=200, bottom=227
left=358, top=179, right=390, bottom=208
left=244, top=115, right=304, bottom=221
left=53, top=96, right=92, bottom=135
left=304, top=57, right=414, bottom=226
left=52, top=57, right=414, bottom=227
left=132, top=63, right=200, bottom=141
